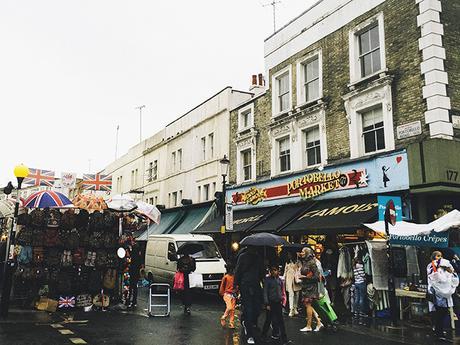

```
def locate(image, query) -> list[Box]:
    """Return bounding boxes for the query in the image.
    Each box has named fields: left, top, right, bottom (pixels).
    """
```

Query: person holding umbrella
left=176, top=243, right=198, bottom=315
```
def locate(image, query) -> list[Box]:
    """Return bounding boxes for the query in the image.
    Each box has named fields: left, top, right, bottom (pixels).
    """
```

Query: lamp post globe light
left=1, top=164, right=29, bottom=318
left=219, top=155, right=230, bottom=258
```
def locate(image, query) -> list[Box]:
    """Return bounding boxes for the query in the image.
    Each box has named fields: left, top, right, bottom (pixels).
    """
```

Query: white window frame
left=241, top=149, right=253, bottom=182
left=172, top=151, right=176, bottom=172
left=344, top=81, right=395, bottom=158
left=177, top=149, right=182, bottom=170
left=271, top=65, right=292, bottom=118
left=238, top=104, right=254, bottom=132
left=201, top=137, right=206, bottom=161
left=304, top=125, right=322, bottom=167
left=349, top=12, right=386, bottom=85
left=277, top=136, right=291, bottom=174
left=197, top=186, right=201, bottom=202
left=152, top=160, right=158, bottom=181
left=236, top=138, right=257, bottom=184
left=172, top=191, right=178, bottom=207
left=361, top=107, right=385, bottom=154
left=208, top=133, right=214, bottom=158
left=203, top=184, right=210, bottom=201
left=296, top=50, right=323, bottom=107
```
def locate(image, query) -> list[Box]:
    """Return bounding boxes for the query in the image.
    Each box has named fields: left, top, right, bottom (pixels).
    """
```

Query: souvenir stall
left=364, top=209, right=460, bottom=321
left=12, top=191, right=146, bottom=312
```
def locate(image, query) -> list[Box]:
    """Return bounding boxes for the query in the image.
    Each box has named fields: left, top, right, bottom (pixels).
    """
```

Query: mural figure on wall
left=382, top=166, right=390, bottom=187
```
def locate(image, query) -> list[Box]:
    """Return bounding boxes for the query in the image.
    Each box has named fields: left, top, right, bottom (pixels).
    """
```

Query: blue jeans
left=354, top=283, right=366, bottom=315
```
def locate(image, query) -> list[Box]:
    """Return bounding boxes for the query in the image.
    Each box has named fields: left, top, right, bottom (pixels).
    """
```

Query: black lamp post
left=1, top=164, right=29, bottom=318
left=219, top=155, right=230, bottom=259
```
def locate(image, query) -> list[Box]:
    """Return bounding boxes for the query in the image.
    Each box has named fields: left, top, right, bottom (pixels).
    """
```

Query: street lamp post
left=1, top=164, right=29, bottom=318
left=219, top=155, right=230, bottom=259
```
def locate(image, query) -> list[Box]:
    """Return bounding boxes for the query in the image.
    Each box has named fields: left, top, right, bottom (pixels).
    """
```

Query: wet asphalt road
left=0, top=288, right=452, bottom=345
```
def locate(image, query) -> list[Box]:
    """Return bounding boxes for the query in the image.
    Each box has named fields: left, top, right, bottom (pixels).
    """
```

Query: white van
left=145, top=234, right=226, bottom=291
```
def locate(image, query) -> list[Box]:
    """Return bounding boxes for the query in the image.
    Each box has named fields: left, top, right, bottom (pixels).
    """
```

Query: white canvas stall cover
left=364, top=209, right=460, bottom=236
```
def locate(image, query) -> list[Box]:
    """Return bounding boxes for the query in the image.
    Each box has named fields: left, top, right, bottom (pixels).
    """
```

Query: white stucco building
left=103, top=87, right=252, bottom=207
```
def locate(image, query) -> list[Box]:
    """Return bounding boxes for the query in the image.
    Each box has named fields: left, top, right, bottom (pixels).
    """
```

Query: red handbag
left=173, top=271, right=185, bottom=291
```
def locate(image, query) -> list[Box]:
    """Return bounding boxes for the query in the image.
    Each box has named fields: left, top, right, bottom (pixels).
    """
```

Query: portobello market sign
left=233, top=169, right=368, bottom=205
left=230, top=151, right=409, bottom=207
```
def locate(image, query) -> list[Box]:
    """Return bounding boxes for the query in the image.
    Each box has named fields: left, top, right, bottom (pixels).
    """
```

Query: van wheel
left=147, top=273, right=154, bottom=284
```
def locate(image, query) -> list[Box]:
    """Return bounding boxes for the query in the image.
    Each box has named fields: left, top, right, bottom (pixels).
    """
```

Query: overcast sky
left=0, top=0, right=315, bottom=186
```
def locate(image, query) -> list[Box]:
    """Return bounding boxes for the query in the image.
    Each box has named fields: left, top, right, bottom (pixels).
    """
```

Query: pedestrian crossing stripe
left=58, top=329, right=74, bottom=335
left=69, top=338, right=87, bottom=344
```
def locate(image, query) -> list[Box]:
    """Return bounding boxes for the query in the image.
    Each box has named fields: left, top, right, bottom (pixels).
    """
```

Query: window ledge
left=296, top=98, right=324, bottom=110
left=272, top=110, right=291, bottom=119
left=237, top=126, right=256, bottom=135
left=348, top=69, right=388, bottom=90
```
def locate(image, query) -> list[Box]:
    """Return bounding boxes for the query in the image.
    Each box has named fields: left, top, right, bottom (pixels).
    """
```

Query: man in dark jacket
left=234, top=246, right=264, bottom=345
left=128, top=243, right=142, bottom=307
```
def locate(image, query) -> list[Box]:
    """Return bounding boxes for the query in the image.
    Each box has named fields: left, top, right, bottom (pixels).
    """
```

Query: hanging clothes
left=366, top=241, right=388, bottom=290
left=337, top=247, right=353, bottom=279
left=405, top=246, right=420, bottom=277
left=362, top=252, right=372, bottom=276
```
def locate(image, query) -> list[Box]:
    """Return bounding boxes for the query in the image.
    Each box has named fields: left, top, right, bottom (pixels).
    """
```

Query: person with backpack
left=127, top=243, right=142, bottom=308
left=177, top=253, right=196, bottom=315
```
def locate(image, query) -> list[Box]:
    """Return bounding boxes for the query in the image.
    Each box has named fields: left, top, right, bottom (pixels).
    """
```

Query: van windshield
left=176, top=241, right=221, bottom=260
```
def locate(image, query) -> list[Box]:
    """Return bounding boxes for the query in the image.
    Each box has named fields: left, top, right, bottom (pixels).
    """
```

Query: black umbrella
left=177, top=242, right=205, bottom=255
left=282, top=243, right=305, bottom=252
left=240, top=232, right=289, bottom=247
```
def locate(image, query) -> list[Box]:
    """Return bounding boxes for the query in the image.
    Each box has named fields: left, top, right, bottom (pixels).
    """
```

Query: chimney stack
left=249, top=73, right=265, bottom=94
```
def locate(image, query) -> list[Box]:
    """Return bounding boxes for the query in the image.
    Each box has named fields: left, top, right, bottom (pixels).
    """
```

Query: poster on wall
left=230, top=150, right=409, bottom=208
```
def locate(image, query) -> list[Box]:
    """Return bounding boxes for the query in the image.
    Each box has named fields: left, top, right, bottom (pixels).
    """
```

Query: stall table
left=395, top=289, right=426, bottom=320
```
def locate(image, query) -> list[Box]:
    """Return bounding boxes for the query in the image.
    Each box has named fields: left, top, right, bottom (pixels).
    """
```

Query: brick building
left=217, top=0, right=460, bottom=241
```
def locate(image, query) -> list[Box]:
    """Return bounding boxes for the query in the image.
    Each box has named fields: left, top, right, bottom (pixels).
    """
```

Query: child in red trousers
left=219, top=264, right=236, bottom=329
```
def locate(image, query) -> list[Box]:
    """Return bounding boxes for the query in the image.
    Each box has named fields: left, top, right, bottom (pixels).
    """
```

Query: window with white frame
left=177, top=149, right=182, bottom=170
left=172, top=152, right=176, bottom=172
left=172, top=192, right=178, bottom=207
left=152, top=160, right=157, bottom=180
left=208, top=133, right=214, bottom=158
left=300, top=55, right=321, bottom=103
left=361, top=106, right=385, bottom=153
left=168, top=193, right=171, bottom=208
left=131, top=170, right=135, bottom=188
left=197, top=186, right=201, bottom=202
left=147, top=162, right=153, bottom=182
left=241, top=149, right=252, bottom=181
left=358, top=24, right=381, bottom=78
left=201, top=137, right=206, bottom=161
left=277, top=73, right=290, bottom=113
left=178, top=190, right=182, bottom=204
left=154, top=196, right=158, bottom=205
left=203, top=184, right=210, bottom=201
left=349, top=13, right=385, bottom=83
left=278, top=137, right=291, bottom=172
left=305, top=126, right=321, bottom=166
left=239, top=105, right=254, bottom=131
left=212, top=182, right=216, bottom=196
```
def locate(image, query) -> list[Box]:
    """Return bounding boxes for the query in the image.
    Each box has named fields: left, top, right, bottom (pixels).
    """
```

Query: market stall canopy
left=280, top=196, right=378, bottom=234
left=364, top=209, right=460, bottom=247
left=107, top=195, right=137, bottom=212
left=24, top=191, right=73, bottom=209
left=0, top=199, right=23, bottom=218
left=72, top=194, right=107, bottom=212
left=193, top=205, right=279, bottom=234
left=135, top=201, right=161, bottom=224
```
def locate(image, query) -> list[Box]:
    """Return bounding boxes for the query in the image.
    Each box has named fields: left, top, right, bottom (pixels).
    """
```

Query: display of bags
left=89, top=232, right=104, bottom=249
left=96, top=250, right=108, bottom=268
left=33, top=247, right=45, bottom=264
left=17, top=246, right=33, bottom=265
left=92, top=293, right=110, bottom=308
left=61, top=210, right=77, bottom=230
left=30, top=209, right=46, bottom=227
left=44, top=228, right=60, bottom=247
left=61, top=250, right=73, bottom=267
left=85, top=251, right=96, bottom=267
left=103, top=268, right=117, bottom=290
left=173, top=271, right=185, bottom=291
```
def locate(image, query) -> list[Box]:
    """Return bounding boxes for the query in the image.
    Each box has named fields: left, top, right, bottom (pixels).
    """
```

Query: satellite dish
left=117, top=247, right=126, bottom=259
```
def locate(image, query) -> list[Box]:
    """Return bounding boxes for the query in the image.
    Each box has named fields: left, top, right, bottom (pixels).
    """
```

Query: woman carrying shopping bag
left=177, top=253, right=196, bottom=315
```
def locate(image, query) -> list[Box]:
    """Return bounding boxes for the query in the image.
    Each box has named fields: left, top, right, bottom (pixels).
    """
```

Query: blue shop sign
left=390, top=231, right=449, bottom=247
left=378, top=195, right=402, bottom=222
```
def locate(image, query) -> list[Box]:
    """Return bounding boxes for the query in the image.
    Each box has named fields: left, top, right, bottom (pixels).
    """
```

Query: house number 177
left=446, top=170, right=459, bottom=181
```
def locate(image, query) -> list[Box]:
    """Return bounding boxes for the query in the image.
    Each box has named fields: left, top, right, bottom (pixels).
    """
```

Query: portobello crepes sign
left=233, top=169, right=368, bottom=205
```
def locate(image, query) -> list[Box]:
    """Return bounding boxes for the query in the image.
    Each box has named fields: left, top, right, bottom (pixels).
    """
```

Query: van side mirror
left=168, top=252, right=177, bottom=262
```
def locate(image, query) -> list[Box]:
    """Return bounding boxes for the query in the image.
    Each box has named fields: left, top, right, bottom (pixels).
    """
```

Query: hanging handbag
left=188, top=272, right=203, bottom=289
left=173, top=271, right=185, bottom=291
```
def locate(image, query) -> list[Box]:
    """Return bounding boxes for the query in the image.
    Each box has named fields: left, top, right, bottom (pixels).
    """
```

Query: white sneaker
left=288, top=310, right=295, bottom=317
left=294, top=309, right=299, bottom=316
left=247, top=337, right=255, bottom=344
left=300, top=326, right=313, bottom=332
left=314, top=323, right=324, bottom=332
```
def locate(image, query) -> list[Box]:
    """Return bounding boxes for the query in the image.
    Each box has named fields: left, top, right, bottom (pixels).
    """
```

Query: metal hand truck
left=148, top=283, right=170, bottom=317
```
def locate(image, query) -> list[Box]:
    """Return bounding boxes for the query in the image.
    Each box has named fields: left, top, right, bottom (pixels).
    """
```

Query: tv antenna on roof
left=263, top=0, right=282, bottom=33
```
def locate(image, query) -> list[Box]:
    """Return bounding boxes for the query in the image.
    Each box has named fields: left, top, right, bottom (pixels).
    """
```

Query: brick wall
left=231, top=0, right=432, bottom=184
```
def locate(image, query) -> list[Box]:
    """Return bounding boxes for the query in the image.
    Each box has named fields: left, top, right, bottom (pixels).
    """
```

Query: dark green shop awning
left=280, top=196, right=378, bottom=234
left=168, top=204, right=212, bottom=234
left=194, top=206, right=278, bottom=233
left=136, top=209, right=184, bottom=241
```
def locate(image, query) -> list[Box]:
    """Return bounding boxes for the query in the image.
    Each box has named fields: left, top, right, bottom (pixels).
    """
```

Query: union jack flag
left=82, top=173, right=112, bottom=191
left=23, top=168, right=55, bottom=187
left=58, top=296, right=75, bottom=308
